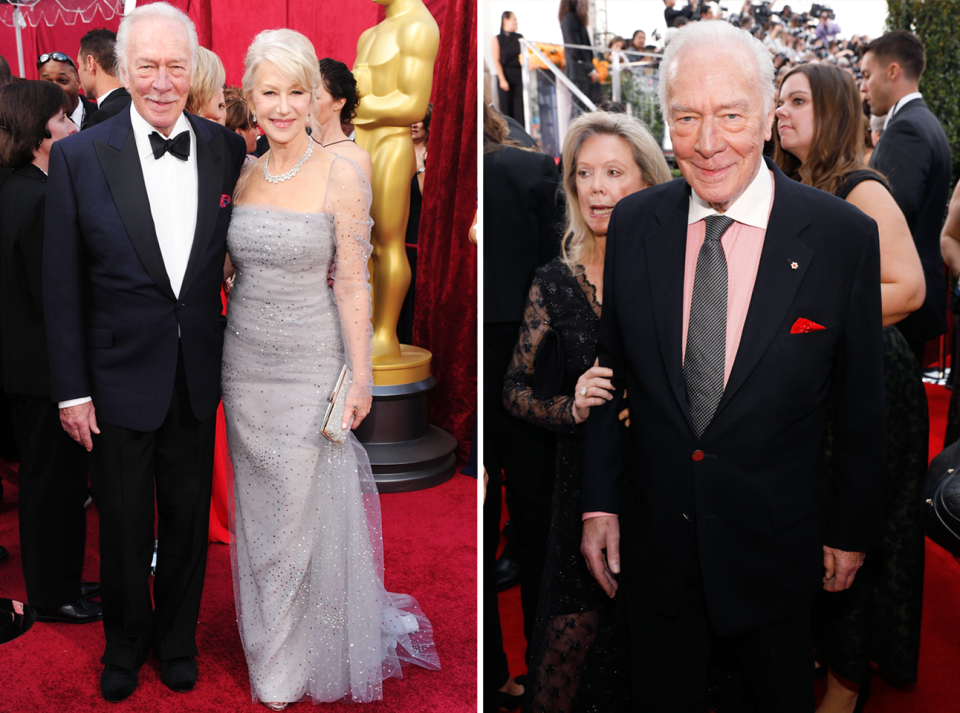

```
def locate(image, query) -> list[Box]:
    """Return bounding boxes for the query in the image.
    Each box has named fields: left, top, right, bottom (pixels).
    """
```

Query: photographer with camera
left=815, top=8, right=841, bottom=44
left=663, top=0, right=700, bottom=28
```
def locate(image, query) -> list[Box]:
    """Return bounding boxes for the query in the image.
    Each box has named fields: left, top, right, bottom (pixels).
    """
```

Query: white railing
left=515, top=39, right=666, bottom=159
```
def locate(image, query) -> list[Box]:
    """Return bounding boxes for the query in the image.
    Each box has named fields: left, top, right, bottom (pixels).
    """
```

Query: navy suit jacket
left=869, top=98, right=952, bottom=345
left=43, top=108, right=247, bottom=431
left=581, top=158, right=888, bottom=636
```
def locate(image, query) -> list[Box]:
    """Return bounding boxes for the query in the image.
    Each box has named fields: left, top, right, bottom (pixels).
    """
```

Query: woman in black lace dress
left=774, top=63, right=927, bottom=713
left=504, top=111, right=671, bottom=713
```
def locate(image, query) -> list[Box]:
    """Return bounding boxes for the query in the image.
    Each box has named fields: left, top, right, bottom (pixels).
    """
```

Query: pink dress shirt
left=584, top=166, right=775, bottom=521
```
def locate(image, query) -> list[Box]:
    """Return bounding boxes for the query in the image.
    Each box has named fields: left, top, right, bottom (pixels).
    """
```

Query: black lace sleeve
left=502, top=273, right=579, bottom=434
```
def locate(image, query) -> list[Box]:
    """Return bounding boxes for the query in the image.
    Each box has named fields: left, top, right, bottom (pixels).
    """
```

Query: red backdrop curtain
left=412, top=0, right=477, bottom=460
left=0, top=0, right=447, bottom=92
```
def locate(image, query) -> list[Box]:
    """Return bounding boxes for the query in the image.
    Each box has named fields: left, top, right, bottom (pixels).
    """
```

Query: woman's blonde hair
left=560, top=111, right=672, bottom=272
left=241, top=29, right=321, bottom=100
left=185, top=46, right=225, bottom=115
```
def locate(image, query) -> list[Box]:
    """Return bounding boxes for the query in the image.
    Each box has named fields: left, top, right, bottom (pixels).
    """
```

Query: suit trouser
left=624, top=532, right=814, bottom=713
left=89, top=346, right=216, bottom=670
left=10, top=395, right=88, bottom=608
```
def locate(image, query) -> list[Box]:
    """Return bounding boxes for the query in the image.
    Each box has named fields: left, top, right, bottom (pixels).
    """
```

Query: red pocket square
left=790, top=318, right=825, bottom=334
left=220, top=194, right=231, bottom=208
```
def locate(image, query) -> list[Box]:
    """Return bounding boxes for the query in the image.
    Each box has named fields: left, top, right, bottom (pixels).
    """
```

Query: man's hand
left=581, top=515, right=620, bottom=598
left=822, top=545, right=864, bottom=592
left=223, top=253, right=236, bottom=294
left=60, top=401, right=100, bottom=452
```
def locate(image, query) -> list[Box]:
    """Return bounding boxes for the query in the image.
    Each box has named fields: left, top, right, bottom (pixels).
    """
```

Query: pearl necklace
left=262, top=139, right=313, bottom=184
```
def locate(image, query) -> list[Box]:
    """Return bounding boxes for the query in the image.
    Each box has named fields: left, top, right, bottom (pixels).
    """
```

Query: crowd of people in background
left=486, top=3, right=955, bottom=713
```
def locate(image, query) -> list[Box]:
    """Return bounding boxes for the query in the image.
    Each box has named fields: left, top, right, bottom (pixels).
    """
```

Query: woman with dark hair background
left=398, top=102, right=431, bottom=346
left=0, top=80, right=102, bottom=627
left=315, top=57, right=372, bottom=182
left=559, top=0, right=599, bottom=107
left=774, top=61, right=926, bottom=713
left=491, top=11, right=525, bottom=124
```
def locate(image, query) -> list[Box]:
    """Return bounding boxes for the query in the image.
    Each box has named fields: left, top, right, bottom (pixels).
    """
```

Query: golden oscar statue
left=354, top=0, right=439, bottom=383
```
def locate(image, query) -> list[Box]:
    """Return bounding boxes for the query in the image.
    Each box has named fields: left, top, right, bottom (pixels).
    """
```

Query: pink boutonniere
left=220, top=194, right=231, bottom=208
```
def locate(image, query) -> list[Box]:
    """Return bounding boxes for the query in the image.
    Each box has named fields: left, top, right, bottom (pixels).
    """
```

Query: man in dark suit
left=579, top=21, right=887, bottom=712
left=863, top=30, right=952, bottom=368
left=38, top=52, right=96, bottom=129
left=43, top=3, right=246, bottom=703
left=77, top=28, right=131, bottom=129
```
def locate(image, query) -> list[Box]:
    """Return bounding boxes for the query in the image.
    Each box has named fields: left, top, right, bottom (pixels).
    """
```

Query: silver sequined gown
left=222, top=157, right=440, bottom=705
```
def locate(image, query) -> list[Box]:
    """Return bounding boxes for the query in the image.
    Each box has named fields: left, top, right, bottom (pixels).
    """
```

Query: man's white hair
left=115, top=1, right=199, bottom=85
left=657, top=20, right=775, bottom=120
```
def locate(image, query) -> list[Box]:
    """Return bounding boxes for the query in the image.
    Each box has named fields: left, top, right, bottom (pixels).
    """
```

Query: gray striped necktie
left=685, top=214, right=735, bottom=439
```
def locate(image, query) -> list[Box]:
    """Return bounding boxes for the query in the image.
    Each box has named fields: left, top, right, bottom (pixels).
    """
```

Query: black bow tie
left=149, top=130, right=190, bottom=161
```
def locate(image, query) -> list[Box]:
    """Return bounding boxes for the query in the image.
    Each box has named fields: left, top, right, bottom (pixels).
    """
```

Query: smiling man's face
left=125, top=18, right=193, bottom=136
left=667, top=46, right=773, bottom=212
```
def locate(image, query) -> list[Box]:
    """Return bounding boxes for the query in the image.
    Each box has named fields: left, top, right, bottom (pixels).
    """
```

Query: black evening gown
left=814, top=170, right=927, bottom=686
left=503, top=258, right=631, bottom=713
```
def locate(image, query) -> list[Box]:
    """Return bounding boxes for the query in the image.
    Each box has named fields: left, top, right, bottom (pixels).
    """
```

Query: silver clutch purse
left=321, top=365, right=353, bottom=444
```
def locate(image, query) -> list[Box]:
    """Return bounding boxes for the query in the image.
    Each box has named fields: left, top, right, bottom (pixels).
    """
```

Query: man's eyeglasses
left=37, top=52, right=76, bottom=70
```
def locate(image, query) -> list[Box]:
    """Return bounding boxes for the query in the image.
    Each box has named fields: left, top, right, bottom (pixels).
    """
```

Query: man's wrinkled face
left=667, top=46, right=773, bottom=212
left=125, top=18, right=193, bottom=136
left=39, top=60, right=80, bottom=111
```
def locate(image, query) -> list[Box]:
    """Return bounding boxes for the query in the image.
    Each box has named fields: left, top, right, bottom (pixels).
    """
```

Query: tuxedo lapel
left=179, top=114, right=224, bottom=298
left=643, top=181, right=694, bottom=431
left=94, top=111, right=176, bottom=301
left=714, top=162, right=812, bottom=418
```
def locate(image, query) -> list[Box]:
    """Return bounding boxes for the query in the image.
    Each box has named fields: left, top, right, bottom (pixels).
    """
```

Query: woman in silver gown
left=222, top=29, right=439, bottom=711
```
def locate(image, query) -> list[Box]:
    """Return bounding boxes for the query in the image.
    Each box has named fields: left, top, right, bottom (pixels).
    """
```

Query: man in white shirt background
left=76, top=28, right=132, bottom=129
left=863, top=30, right=952, bottom=367
left=37, top=51, right=95, bottom=129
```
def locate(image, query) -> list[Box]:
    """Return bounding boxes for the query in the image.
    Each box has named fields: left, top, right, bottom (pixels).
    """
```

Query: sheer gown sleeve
left=502, top=272, right=579, bottom=435
left=325, top=156, right=374, bottom=399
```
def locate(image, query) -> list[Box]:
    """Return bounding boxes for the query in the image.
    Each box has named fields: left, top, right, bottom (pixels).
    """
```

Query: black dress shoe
left=0, top=545, right=8, bottom=563
left=80, top=581, right=100, bottom=599
left=161, top=656, right=198, bottom=692
left=101, top=664, right=139, bottom=702
left=495, top=555, right=522, bottom=592
left=31, top=597, right=103, bottom=624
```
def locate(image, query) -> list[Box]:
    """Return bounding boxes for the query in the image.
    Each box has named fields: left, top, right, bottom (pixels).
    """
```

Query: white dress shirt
left=688, top=159, right=772, bottom=229
left=883, top=92, right=923, bottom=130
left=129, top=104, right=198, bottom=297
left=69, top=99, right=85, bottom=129
left=60, top=106, right=199, bottom=410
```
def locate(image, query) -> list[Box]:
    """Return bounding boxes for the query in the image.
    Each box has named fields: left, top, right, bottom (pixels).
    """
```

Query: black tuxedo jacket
left=83, top=88, right=132, bottom=129
left=0, top=164, right=52, bottom=397
left=869, top=98, right=952, bottom=345
left=43, top=108, right=247, bottom=431
left=581, top=158, right=888, bottom=636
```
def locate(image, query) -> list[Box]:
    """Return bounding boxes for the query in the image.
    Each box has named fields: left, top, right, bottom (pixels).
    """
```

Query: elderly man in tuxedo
left=43, top=2, right=246, bottom=703
left=579, top=21, right=887, bottom=712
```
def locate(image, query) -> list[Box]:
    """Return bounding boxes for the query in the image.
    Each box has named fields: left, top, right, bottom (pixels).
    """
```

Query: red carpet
left=498, top=383, right=960, bottom=710
left=0, top=469, right=476, bottom=712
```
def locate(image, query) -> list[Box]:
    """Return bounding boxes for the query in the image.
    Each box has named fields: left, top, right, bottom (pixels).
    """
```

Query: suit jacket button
left=692, top=450, right=704, bottom=461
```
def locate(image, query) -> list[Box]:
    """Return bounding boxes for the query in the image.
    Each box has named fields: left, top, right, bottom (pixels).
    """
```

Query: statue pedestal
left=355, top=345, right=458, bottom=493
